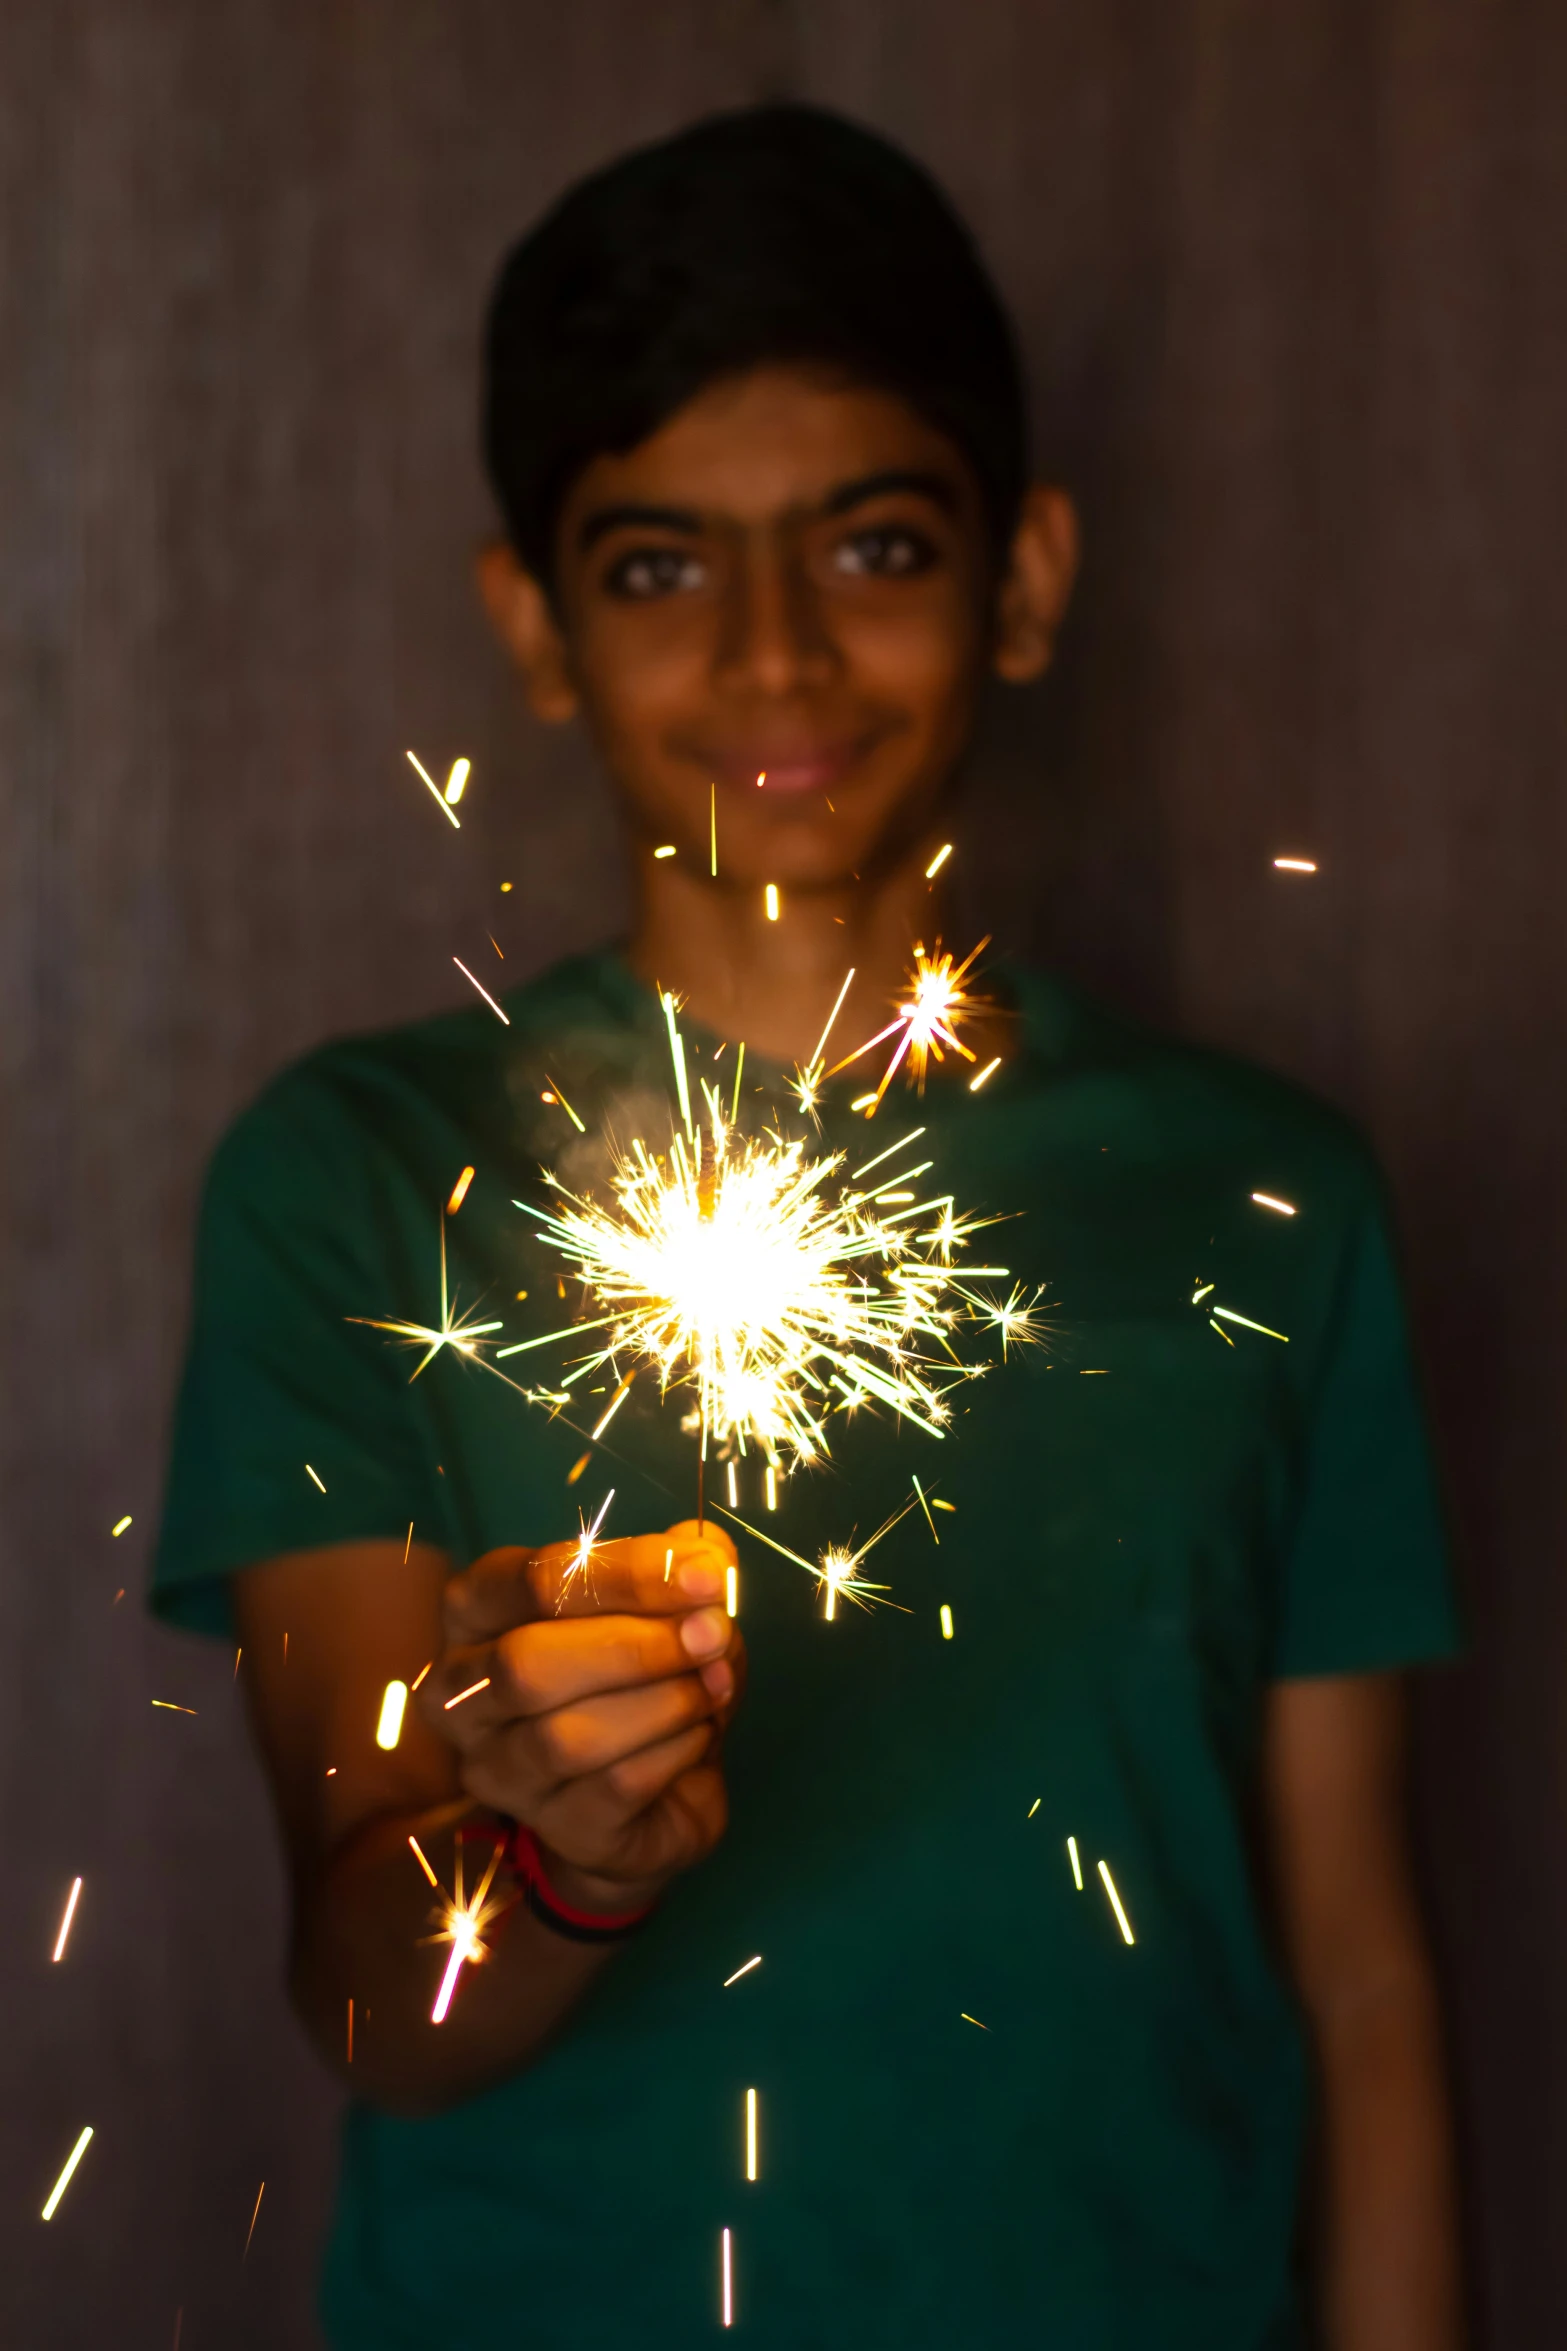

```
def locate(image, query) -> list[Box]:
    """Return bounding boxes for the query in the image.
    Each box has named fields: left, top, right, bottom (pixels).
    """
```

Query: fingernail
left=679, top=1606, right=729, bottom=1659
left=700, top=1658, right=734, bottom=1701
left=677, top=1558, right=724, bottom=1602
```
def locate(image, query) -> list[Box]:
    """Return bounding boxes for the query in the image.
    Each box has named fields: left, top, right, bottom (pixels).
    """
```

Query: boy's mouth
left=696, top=729, right=887, bottom=797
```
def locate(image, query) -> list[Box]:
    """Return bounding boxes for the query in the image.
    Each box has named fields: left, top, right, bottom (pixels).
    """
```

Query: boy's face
left=481, top=367, right=1075, bottom=894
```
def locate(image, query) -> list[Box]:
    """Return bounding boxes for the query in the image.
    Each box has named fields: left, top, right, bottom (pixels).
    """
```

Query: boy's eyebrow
left=578, top=502, right=703, bottom=550
left=820, top=468, right=959, bottom=517
left=576, top=469, right=959, bottom=553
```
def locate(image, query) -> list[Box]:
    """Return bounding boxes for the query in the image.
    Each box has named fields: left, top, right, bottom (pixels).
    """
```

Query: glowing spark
left=1098, top=1859, right=1136, bottom=1944
left=790, top=967, right=856, bottom=1116
left=960, top=2012, right=989, bottom=2030
left=1026, top=1798, right=1041, bottom=1819
left=151, top=1700, right=197, bottom=1715
left=718, top=1497, right=914, bottom=1620
left=850, top=1092, right=879, bottom=1113
left=589, top=1374, right=635, bottom=1440
left=828, top=938, right=989, bottom=1113
left=346, top=1998, right=353, bottom=2064
left=1191, top=1282, right=1215, bottom=1303
left=500, top=880, right=512, bottom=892
left=911, top=1474, right=938, bottom=1543
left=1210, top=1318, right=1235, bottom=1347
left=446, top=1165, right=475, bottom=1213
left=305, top=1463, right=326, bottom=1492
left=543, top=1076, right=586, bottom=1133
left=1211, top=1305, right=1289, bottom=1343
left=664, top=1547, right=673, bottom=1580
left=566, top=1450, right=591, bottom=1483
left=721, top=2228, right=734, bottom=2327
left=453, top=957, right=510, bottom=1025
left=404, top=1521, right=414, bottom=1565
left=431, top=1935, right=470, bottom=2024
left=756, top=771, right=766, bottom=788
left=375, top=1680, right=408, bottom=1750
left=1251, top=1191, right=1296, bottom=1216
left=408, top=1835, right=440, bottom=1889
left=426, top=1833, right=512, bottom=2024
left=723, top=1955, right=763, bottom=1987
left=40, top=2127, right=93, bottom=2221
left=653, top=844, right=677, bottom=859
left=410, top=1658, right=431, bottom=1692
left=969, top=1056, right=1001, bottom=1092
left=925, top=842, right=954, bottom=878
left=243, top=2181, right=265, bottom=2260
left=1273, top=856, right=1317, bottom=873
left=939, top=1603, right=954, bottom=1639
left=764, top=1465, right=777, bottom=1511
left=406, top=749, right=461, bottom=829
left=745, top=2088, right=758, bottom=2180
left=764, top=883, right=780, bottom=922
left=710, top=783, right=717, bottom=877
left=348, top=1216, right=503, bottom=1377
left=443, top=757, right=470, bottom=806
left=52, top=1878, right=83, bottom=1962
left=443, top=1677, right=490, bottom=1710
left=110, top=1515, right=132, bottom=1537
left=726, top=1459, right=739, bottom=1508
left=511, top=1017, right=1032, bottom=1478
left=557, top=1489, right=616, bottom=1594
left=725, top=1565, right=739, bottom=1618
left=1067, top=1836, right=1083, bottom=1889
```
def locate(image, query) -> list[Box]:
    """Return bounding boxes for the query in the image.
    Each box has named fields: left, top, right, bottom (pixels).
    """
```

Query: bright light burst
left=829, top=939, right=990, bottom=1114
left=717, top=1493, right=920, bottom=1620
left=511, top=1007, right=1028, bottom=1472
left=422, top=1831, right=513, bottom=2024
left=349, top=1216, right=502, bottom=1378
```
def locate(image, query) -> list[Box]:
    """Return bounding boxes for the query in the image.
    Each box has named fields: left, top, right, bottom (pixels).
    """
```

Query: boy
left=153, top=106, right=1463, bottom=2348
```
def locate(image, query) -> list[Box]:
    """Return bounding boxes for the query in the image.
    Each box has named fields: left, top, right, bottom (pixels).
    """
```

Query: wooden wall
left=2, top=3, right=1562, bottom=2340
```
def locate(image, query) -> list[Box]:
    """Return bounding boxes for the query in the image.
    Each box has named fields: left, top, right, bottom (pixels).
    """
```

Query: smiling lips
left=702, top=737, right=877, bottom=795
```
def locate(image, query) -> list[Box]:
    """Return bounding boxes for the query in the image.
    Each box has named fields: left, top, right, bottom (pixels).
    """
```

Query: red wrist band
left=507, top=1823, right=657, bottom=1943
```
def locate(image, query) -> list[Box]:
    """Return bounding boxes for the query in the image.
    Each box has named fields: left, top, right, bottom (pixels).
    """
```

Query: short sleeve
left=1272, top=1181, right=1460, bottom=1678
left=151, top=1076, right=445, bottom=1637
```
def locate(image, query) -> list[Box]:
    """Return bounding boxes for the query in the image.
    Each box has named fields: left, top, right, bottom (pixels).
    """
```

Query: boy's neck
left=625, top=847, right=949, bottom=1072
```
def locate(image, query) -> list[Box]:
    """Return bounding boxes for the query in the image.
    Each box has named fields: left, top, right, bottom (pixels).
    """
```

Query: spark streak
left=1098, top=1859, right=1136, bottom=1944
left=723, top=1955, right=763, bottom=1987
left=1250, top=1191, right=1296, bottom=1216
left=721, top=2228, right=734, bottom=2327
left=925, top=842, right=954, bottom=878
left=110, top=1515, right=132, bottom=1537
left=348, top=1216, right=503, bottom=1378
left=243, top=2181, right=265, bottom=2261
left=443, top=1677, right=490, bottom=1710
left=40, top=2127, right=93, bottom=2221
left=446, top=1165, right=475, bottom=1213
left=305, top=1463, right=326, bottom=1492
left=406, top=749, right=461, bottom=829
left=453, top=957, right=511, bottom=1025
left=52, top=1878, right=82, bottom=1962
left=1273, top=856, right=1317, bottom=873
left=375, top=1681, right=408, bottom=1750
left=1067, top=1836, right=1083, bottom=1889
left=745, top=2088, right=758, bottom=2180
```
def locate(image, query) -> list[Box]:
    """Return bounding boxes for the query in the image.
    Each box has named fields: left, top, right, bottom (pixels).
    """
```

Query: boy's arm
left=233, top=1523, right=739, bottom=2114
left=1263, top=1671, right=1465, bottom=2351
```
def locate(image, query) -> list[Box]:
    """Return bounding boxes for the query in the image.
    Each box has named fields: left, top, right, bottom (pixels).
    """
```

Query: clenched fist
left=422, top=1520, right=744, bottom=1915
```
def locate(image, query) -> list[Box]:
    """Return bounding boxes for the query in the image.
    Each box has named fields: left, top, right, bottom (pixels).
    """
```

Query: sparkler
left=827, top=939, right=990, bottom=1115
left=511, top=997, right=1030, bottom=1501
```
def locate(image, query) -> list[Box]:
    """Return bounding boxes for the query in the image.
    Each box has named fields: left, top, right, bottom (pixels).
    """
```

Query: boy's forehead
left=560, top=366, right=976, bottom=537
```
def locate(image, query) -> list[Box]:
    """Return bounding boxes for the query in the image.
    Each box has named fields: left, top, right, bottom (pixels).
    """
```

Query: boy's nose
left=713, top=540, right=838, bottom=697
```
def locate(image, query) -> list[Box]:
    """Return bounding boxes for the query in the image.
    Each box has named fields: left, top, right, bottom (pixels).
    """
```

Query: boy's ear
left=475, top=542, right=579, bottom=724
left=992, top=486, right=1080, bottom=684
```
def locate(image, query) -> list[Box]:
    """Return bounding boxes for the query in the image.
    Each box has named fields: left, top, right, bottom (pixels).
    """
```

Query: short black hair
left=483, top=104, right=1028, bottom=586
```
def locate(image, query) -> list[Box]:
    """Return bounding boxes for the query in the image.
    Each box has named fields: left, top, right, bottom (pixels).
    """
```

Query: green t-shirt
left=153, top=949, right=1455, bottom=2350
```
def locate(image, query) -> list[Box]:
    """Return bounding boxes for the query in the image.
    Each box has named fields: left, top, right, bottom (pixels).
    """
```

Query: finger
left=538, top=1745, right=729, bottom=1878
left=493, top=1608, right=733, bottom=1714
left=457, top=1677, right=717, bottom=1816
left=538, top=1521, right=737, bottom=1620
left=444, top=1523, right=736, bottom=1642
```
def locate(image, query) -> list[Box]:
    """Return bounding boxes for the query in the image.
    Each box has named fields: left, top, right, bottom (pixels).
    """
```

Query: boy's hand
left=422, top=1520, right=742, bottom=1914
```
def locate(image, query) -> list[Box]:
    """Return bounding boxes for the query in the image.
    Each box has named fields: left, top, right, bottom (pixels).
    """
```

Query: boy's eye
left=831, top=526, right=938, bottom=579
left=603, top=547, right=707, bottom=600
